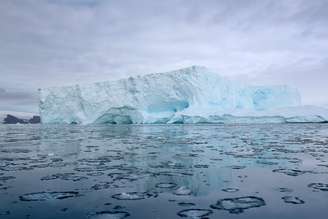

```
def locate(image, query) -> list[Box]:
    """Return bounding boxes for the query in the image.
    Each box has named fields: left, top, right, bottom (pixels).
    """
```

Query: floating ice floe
left=19, top=191, right=80, bottom=201
left=112, top=192, right=157, bottom=200
left=210, top=196, right=266, bottom=214
left=177, top=209, right=213, bottom=218
left=174, top=186, right=192, bottom=196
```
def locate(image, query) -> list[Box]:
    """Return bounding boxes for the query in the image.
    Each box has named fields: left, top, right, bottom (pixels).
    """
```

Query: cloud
left=0, top=88, right=38, bottom=112
left=0, top=0, right=327, bottom=111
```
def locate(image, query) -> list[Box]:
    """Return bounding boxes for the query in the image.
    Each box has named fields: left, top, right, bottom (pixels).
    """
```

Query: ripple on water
left=41, top=173, right=87, bottom=182
left=87, top=172, right=105, bottom=176
left=222, top=188, right=239, bottom=193
left=178, top=202, right=196, bottom=207
left=272, top=168, right=308, bottom=176
left=19, top=191, right=80, bottom=201
left=308, top=183, right=328, bottom=191
left=276, top=187, right=293, bottom=193
left=230, top=165, right=246, bottom=170
left=210, top=196, right=266, bottom=214
left=91, top=182, right=112, bottom=190
left=193, top=164, right=209, bottom=168
left=282, top=196, right=305, bottom=204
left=177, top=209, right=213, bottom=218
left=0, top=210, right=10, bottom=216
left=155, top=182, right=177, bottom=189
left=0, top=176, right=16, bottom=181
left=0, top=184, right=9, bottom=190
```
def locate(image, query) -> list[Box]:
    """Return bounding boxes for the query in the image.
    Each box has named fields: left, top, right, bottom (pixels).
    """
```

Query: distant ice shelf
left=39, top=66, right=328, bottom=124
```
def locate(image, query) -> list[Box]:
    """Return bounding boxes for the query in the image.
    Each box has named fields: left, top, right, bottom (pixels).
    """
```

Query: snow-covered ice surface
left=39, top=66, right=328, bottom=124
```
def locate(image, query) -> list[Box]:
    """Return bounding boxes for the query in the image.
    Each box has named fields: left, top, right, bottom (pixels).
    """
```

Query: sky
left=0, top=0, right=328, bottom=113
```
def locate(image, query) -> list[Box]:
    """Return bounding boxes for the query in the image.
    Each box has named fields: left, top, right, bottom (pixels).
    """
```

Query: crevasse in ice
left=39, top=66, right=328, bottom=124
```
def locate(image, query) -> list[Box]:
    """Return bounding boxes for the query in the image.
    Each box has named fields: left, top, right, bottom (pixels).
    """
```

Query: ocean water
left=0, top=124, right=328, bottom=219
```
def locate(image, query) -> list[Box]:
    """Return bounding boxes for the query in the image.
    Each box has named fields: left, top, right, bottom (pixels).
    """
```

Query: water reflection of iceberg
left=36, top=124, right=302, bottom=197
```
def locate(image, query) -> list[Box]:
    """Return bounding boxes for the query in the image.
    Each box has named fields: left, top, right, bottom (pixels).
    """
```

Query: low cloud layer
left=0, top=88, right=38, bottom=112
left=1, top=0, right=327, bottom=112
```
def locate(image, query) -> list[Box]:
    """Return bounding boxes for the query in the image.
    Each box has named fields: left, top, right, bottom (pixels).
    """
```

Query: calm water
left=0, top=124, right=328, bottom=219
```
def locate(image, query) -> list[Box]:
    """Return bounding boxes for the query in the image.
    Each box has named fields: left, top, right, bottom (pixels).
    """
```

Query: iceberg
left=39, top=66, right=328, bottom=124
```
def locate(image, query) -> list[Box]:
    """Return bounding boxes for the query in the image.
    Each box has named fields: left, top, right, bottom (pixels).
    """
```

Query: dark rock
left=2, top=114, right=40, bottom=124
left=29, top=116, right=40, bottom=124
left=3, top=115, right=28, bottom=124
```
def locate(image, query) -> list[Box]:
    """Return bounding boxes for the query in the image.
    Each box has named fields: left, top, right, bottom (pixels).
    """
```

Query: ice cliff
left=39, top=66, right=328, bottom=124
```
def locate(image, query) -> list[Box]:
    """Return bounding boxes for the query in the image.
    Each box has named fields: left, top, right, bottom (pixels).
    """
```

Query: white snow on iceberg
left=39, top=66, right=328, bottom=124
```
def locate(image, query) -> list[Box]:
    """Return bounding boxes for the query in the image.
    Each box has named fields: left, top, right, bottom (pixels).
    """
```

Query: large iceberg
left=39, top=66, right=328, bottom=124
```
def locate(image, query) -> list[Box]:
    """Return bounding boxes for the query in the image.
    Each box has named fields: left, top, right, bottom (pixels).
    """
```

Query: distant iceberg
left=39, top=66, right=328, bottom=124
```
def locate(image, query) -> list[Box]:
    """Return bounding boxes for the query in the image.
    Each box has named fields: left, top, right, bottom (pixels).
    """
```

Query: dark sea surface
left=0, top=124, right=328, bottom=219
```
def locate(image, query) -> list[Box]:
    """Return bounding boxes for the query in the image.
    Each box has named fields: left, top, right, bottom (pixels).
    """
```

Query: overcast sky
left=0, top=0, right=327, bottom=113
